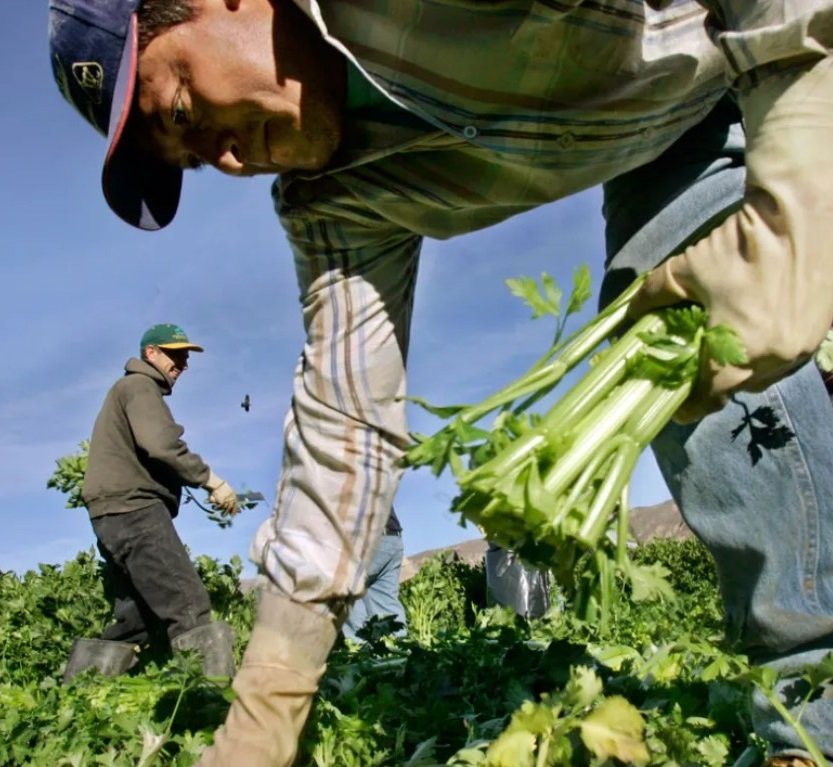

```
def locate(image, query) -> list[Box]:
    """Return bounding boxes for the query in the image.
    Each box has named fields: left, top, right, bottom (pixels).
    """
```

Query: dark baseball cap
left=49, top=0, right=182, bottom=230
left=140, top=324, right=204, bottom=354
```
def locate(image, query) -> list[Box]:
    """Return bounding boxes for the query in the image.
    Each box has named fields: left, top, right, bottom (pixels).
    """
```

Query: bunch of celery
left=404, top=268, right=746, bottom=628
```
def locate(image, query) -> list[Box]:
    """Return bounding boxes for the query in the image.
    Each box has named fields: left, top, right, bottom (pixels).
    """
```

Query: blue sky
left=0, top=4, right=670, bottom=578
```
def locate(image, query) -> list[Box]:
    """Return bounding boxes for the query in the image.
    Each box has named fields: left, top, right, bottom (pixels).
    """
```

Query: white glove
left=630, top=57, right=833, bottom=423
left=204, top=470, right=240, bottom=516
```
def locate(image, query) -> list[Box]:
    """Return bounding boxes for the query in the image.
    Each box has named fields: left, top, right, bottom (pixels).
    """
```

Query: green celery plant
left=404, top=268, right=746, bottom=631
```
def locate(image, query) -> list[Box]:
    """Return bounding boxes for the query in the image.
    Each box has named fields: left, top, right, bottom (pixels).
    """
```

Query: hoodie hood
left=124, top=357, right=173, bottom=395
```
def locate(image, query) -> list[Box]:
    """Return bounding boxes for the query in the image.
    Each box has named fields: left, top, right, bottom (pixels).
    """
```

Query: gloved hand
left=204, top=470, right=240, bottom=516
left=629, top=57, right=833, bottom=423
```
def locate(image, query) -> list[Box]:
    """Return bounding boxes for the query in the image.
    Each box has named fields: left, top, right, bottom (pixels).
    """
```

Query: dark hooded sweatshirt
left=82, top=358, right=211, bottom=519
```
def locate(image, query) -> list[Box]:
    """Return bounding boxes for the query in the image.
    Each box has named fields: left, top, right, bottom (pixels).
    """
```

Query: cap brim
left=101, top=14, right=182, bottom=231
left=158, top=342, right=205, bottom=352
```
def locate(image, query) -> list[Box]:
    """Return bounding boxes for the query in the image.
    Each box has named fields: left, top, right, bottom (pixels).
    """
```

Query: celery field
left=8, top=271, right=832, bottom=766
left=0, top=540, right=820, bottom=767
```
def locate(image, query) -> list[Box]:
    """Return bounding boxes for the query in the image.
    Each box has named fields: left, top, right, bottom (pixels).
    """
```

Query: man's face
left=134, top=0, right=344, bottom=176
left=146, top=346, right=189, bottom=382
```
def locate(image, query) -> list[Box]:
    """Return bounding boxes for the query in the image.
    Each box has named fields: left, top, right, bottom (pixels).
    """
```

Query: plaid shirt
left=278, top=0, right=832, bottom=243
left=253, top=0, right=833, bottom=606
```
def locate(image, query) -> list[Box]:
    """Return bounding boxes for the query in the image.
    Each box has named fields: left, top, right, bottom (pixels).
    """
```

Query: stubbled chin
left=245, top=155, right=328, bottom=176
left=266, top=118, right=341, bottom=173
left=267, top=145, right=336, bottom=173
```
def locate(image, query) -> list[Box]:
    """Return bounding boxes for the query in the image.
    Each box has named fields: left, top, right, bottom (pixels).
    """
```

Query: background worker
left=63, top=323, right=240, bottom=681
left=342, top=507, right=407, bottom=643
left=49, top=1, right=833, bottom=765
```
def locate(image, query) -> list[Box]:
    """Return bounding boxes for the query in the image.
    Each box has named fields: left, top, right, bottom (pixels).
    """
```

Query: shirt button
left=641, top=126, right=655, bottom=140
left=462, top=125, right=479, bottom=139
left=558, top=131, right=575, bottom=148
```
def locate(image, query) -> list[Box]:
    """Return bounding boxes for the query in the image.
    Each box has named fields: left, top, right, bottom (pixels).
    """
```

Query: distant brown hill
left=241, top=500, right=690, bottom=590
left=400, top=499, right=690, bottom=582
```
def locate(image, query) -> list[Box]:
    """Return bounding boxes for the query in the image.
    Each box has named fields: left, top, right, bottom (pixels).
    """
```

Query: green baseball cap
left=139, top=324, right=204, bottom=355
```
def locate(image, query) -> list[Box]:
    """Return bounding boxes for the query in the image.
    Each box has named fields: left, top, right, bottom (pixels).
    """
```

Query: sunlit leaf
left=579, top=696, right=649, bottom=766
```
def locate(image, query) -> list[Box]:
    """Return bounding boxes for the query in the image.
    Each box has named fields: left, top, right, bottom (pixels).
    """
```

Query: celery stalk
left=404, top=270, right=746, bottom=628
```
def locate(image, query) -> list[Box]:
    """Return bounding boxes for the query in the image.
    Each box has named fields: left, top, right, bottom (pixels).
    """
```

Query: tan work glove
left=630, top=57, right=833, bottom=423
left=204, top=470, right=240, bottom=516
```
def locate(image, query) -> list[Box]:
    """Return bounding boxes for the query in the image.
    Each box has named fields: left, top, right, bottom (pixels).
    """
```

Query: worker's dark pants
left=92, top=502, right=212, bottom=645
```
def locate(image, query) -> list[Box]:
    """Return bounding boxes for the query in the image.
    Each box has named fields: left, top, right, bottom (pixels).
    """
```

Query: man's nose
left=215, top=136, right=245, bottom=175
left=187, top=130, right=245, bottom=175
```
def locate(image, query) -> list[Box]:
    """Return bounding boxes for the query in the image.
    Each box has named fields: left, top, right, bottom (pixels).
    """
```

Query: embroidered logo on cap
left=72, top=61, right=104, bottom=105
left=53, top=53, right=99, bottom=128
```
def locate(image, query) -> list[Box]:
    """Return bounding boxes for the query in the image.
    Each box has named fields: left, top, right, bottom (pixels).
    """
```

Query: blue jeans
left=602, top=96, right=833, bottom=758
left=342, top=534, right=408, bottom=642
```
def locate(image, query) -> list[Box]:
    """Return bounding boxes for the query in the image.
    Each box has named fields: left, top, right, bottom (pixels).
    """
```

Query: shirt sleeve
left=701, top=1, right=833, bottom=85
left=248, top=173, right=421, bottom=603
left=124, top=378, right=211, bottom=488
left=276, top=177, right=423, bottom=440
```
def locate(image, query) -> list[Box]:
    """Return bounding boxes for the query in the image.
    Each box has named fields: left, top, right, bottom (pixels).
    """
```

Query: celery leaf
left=579, top=696, right=649, bottom=766
left=704, top=324, right=748, bottom=366
left=506, top=273, right=561, bottom=319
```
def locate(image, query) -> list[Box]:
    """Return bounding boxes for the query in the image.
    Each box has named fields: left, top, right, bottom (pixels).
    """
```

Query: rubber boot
left=63, top=638, right=139, bottom=683
left=195, top=590, right=339, bottom=767
left=171, top=621, right=236, bottom=678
